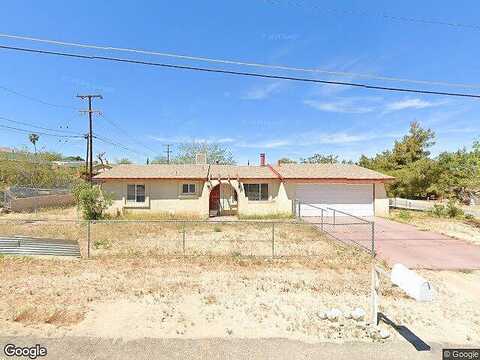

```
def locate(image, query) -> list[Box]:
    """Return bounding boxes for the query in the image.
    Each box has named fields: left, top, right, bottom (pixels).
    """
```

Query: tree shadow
left=378, top=312, right=431, bottom=351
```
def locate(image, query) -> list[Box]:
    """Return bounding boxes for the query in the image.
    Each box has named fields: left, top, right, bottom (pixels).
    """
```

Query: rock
left=344, top=310, right=352, bottom=319
left=317, top=311, right=327, bottom=320
left=379, top=329, right=390, bottom=339
left=367, top=326, right=380, bottom=339
left=327, top=308, right=342, bottom=322
left=351, top=307, right=366, bottom=321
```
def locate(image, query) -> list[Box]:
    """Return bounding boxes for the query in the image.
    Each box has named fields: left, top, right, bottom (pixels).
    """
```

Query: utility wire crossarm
left=77, top=94, right=102, bottom=183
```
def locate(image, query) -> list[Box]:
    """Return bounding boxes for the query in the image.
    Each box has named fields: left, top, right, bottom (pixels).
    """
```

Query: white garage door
left=296, top=184, right=374, bottom=217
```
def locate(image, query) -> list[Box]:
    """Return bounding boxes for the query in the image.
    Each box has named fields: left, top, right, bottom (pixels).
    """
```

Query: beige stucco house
left=95, top=159, right=393, bottom=218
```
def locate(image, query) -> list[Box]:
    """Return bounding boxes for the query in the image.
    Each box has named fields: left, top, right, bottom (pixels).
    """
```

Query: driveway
left=306, top=217, right=480, bottom=270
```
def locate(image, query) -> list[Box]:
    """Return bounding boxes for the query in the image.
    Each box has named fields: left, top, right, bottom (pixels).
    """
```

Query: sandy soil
left=390, top=210, right=480, bottom=245
left=0, top=255, right=478, bottom=345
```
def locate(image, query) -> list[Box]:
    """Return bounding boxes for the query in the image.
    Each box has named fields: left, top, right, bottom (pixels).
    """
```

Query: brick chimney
left=259, top=153, right=266, bottom=166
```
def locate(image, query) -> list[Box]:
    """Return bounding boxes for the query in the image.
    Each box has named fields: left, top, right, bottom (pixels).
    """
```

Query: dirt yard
left=1, top=207, right=479, bottom=345
left=0, top=254, right=479, bottom=345
left=389, top=209, right=480, bottom=245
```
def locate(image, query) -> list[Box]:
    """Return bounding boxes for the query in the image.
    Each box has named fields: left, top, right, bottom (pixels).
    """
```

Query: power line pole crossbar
left=77, top=94, right=102, bottom=183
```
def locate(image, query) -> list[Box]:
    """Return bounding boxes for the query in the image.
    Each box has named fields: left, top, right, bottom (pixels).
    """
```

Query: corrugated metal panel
left=0, top=237, right=80, bottom=257
left=296, top=184, right=374, bottom=217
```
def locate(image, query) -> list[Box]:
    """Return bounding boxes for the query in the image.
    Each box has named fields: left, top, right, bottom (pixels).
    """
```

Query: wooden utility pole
left=77, top=94, right=102, bottom=182
left=164, top=144, right=172, bottom=164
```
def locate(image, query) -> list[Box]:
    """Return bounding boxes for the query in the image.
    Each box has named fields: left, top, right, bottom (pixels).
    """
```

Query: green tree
left=72, top=182, right=112, bottom=220
left=116, top=158, right=133, bottom=164
left=301, top=154, right=339, bottom=164
left=358, top=122, right=437, bottom=198
left=28, top=133, right=39, bottom=154
left=151, top=155, right=169, bottom=164
left=277, top=157, right=297, bottom=164
left=175, top=142, right=235, bottom=165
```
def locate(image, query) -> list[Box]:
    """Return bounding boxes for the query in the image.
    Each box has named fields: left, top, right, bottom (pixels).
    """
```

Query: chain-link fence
left=0, top=217, right=371, bottom=261
left=293, top=200, right=375, bottom=256
left=86, top=219, right=345, bottom=259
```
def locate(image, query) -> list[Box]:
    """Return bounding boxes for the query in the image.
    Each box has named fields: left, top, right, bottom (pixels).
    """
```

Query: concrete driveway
left=306, top=217, right=480, bottom=270
left=371, top=218, right=480, bottom=269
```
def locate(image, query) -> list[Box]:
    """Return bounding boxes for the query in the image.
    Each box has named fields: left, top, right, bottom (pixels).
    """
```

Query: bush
left=430, top=204, right=446, bottom=217
left=398, top=210, right=412, bottom=221
left=464, top=213, right=475, bottom=220
left=72, top=182, right=112, bottom=220
left=445, top=200, right=464, bottom=218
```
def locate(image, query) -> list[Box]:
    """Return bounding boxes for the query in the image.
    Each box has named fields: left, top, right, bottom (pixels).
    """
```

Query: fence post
left=87, top=220, right=91, bottom=259
left=371, top=221, right=375, bottom=257
left=321, top=209, right=324, bottom=231
left=271, top=222, right=275, bottom=258
left=182, top=222, right=186, bottom=257
left=298, top=201, right=301, bottom=219
left=333, top=209, right=336, bottom=225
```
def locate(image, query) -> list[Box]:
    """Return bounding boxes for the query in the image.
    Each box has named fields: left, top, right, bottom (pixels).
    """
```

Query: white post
left=371, top=262, right=379, bottom=325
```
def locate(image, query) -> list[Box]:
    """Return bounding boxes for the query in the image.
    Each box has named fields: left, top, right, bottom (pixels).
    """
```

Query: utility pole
left=84, top=134, right=89, bottom=178
left=164, top=144, right=172, bottom=164
left=77, top=94, right=102, bottom=183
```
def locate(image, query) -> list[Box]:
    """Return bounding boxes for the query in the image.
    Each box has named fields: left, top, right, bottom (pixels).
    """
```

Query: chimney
left=260, top=153, right=266, bottom=166
left=195, top=152, right=207, bottom=165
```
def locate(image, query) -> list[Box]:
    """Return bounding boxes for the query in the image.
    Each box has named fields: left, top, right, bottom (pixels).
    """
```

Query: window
left=127, top=184, right=145, bottom=203
left=243, top=183, right=268, bottom=201
left=182, top=183, right=196, bottom=194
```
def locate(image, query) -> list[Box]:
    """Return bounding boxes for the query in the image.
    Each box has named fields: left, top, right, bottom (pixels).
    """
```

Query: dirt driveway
left=306, top=217, right=480, bottom=270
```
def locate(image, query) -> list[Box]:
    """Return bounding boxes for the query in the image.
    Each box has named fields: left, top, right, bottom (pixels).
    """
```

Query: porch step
left=209, top=210, right=219, bottom=217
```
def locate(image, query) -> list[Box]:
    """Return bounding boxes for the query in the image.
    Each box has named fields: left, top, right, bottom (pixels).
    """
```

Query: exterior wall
left=102, top=179, right=209, bottom=217
left=374, top=183, right=389, bottom=217
left=101, top=178, right=390, bottom=218
left=237, top=179, right=291, bottom=216
left=9, top=194, right=74, bottom=212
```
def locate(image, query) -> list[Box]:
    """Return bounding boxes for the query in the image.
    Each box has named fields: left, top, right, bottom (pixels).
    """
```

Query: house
left=94, top=154, right=393, bottom=218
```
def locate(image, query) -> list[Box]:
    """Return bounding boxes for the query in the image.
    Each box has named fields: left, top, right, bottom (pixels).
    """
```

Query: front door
left=209, top=185, right=220, bottom=212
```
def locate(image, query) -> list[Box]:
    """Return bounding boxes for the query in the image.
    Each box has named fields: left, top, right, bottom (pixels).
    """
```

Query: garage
left=296, top=183, right=374, bottom=217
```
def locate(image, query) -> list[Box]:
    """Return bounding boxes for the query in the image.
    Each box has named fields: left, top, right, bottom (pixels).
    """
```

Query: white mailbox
left=390, top=264, right=435, bottom=302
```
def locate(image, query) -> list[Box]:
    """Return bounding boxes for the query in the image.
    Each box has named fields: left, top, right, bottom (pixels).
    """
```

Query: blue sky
left=0, top=0, right=479, bottom=164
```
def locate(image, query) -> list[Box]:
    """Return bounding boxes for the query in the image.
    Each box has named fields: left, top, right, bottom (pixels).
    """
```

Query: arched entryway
left=209, top=183, right=238, bottom=217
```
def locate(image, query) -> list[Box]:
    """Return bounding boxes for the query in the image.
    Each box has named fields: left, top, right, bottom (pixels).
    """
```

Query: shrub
left=464, top=213, right=475, bottom=220
left=398, top=210, right=412, bottom=221
left=213, top=226, right=222, bottom=232
left=430, top=204, right=446, bottom=217
left=72, top=182, right=112, bottom=220
left=445, top=200, right=464, bottom=218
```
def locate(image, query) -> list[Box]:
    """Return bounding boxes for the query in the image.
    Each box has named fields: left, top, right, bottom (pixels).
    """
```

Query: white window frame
left=244, top=183, right=269, bottom=201
left=182, top=183, right=196, bottom=195
left=126, top=184, right=146, bottom=203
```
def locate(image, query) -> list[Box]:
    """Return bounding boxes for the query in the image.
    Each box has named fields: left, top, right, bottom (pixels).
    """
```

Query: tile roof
left=272, top=163, right=394, bottom=180
left=95, top=164, right=209, bottom=179
left=209, top=165, right=277, bottom=179
left=95, top=163, right=393, bottom=181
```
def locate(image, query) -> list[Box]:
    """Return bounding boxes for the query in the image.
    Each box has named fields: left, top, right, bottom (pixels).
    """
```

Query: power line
left=1, top=44, right=480, bottom=99
left=0, top=32, right=479, bottom=89
left=0, top=123, right=84, bottom=138
left=0, top=115, right=83, bottom=136
left=93, top=134, right=150, bottom=157
left=100, top=114, right=160, bottom=155
left=264, top=0, right=480, bottom=31
left=0, top=84, right=77, bottom=109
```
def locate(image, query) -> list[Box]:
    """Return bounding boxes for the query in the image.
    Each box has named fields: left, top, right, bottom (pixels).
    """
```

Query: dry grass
left=389, top=209, right=480, bottom=245
left=1, top=255, right=479, bottom=345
